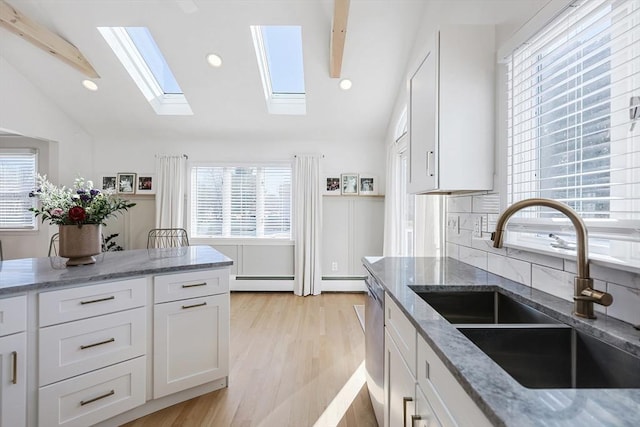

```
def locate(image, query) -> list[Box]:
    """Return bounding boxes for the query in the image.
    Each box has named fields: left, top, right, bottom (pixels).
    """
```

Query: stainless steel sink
left=411, top=288, right=640, bottom=389
left=459, top=326, right=640, bottom=389
left=411, top=290, right=558, bottom=324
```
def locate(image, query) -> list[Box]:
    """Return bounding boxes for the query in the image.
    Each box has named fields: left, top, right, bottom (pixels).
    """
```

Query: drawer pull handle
left=182, top=302, right=207, bottom=310
left=80, top=389, right=115, bottom=406
left=412, top=415, right=422, bottom=427
left=11, top=351, right=17, bottom=385
left=80, top=296, right=115, bottom=305
left=403, top=397, right=413, bottom=427
left=80, top=337, right=116, bottom=350
left=182, top=282, right=207, bottom=288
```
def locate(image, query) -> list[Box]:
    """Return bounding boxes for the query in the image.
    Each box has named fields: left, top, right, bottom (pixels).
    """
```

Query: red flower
left=68, top=206, right=87, bottom=223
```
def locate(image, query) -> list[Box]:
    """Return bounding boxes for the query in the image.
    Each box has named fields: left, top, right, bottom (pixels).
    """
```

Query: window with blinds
left=506, top=0, right=640, bottom=250
left=0, top=149, right=37, bottom=229
left=190, top=165, right=291, bottom=238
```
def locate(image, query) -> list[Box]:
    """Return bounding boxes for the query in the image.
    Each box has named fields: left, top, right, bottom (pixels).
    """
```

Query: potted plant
left=29, top=175, right=136, bottom=266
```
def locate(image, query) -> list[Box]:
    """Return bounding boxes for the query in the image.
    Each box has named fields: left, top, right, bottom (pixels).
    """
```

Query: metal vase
left=58, top=224, right=102, bottom=266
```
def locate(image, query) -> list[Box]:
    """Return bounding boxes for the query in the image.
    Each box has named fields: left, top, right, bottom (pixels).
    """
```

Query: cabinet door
left=385, top=330, right=416, bottom=427
left=0, top=333, right=26, bottom=427
left=153, top=294, right=229, bottom=398
left=415, top=384, right=442, bottom=427
left=408, top=34, right=438, bottom=194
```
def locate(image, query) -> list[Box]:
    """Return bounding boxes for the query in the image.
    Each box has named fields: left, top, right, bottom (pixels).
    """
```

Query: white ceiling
left=0, top=0, right=546, bottom=145
left=0, top=0, right=428, bottom=144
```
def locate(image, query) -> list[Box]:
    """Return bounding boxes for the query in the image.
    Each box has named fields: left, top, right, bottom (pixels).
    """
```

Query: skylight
left=250, top=25, right=306, bottom=115
left=98, top=26, right=192, bottom=115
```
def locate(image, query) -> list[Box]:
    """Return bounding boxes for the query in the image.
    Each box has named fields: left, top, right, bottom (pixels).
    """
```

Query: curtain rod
left=155, top=154, right=189, bottom=159
left=293, top=154, right=324, bottom=158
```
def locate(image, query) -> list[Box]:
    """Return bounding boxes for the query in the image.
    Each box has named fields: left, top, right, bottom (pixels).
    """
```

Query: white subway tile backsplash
left=447, top=196, right=472, bottom=213
left=564, top=260, right=577, bottom=274
left=488, top=253, right=531, bottom=286
left=445, top=192, right=640, bottom=324
left=446, top=242, right=459, bottom=260
left=449, top=229, right=473, bottom=247
left=532, top=265, right=573, bottom=302
left=472, top=193, right=500, bottom=213
left=471, top=238, right=507, bottom=256
left=459, top=246, right=488, bottom=270
left=607, top=283, right=640, bottom=325
left=487, top=213, right=499, bottom=232
left=591, top=264, right=640, bottom=290
left=507, top=248, right=564, bottom=270
left=459, top=213, right=474, bottom=231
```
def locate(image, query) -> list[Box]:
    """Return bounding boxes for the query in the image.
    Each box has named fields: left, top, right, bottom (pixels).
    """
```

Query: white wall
left=0, top=55, right=94, bottom=259
left=89, top=125, right=386, bottom=282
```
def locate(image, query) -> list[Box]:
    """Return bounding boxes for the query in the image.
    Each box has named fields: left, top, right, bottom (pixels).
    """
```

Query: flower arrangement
left=29, top=175, right=136, bottom=226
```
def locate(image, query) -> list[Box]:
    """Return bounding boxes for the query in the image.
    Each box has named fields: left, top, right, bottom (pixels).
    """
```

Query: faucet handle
left=577, top=288, right=613, bottom=307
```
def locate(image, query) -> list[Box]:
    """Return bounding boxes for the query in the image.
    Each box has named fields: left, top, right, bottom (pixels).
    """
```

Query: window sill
left=501, top=236, right=640, bottom=276
left=191, top=237, right=294, bottom=246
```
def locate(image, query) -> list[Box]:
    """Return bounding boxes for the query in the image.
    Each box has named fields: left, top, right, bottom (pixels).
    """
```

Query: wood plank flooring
left=123, top=292, right=378, bottom=427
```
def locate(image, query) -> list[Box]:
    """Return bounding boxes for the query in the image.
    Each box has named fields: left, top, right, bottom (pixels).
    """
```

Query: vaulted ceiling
left=0, top=0, right=547, bottom=146
left=0, top=0, right=427, bottom=143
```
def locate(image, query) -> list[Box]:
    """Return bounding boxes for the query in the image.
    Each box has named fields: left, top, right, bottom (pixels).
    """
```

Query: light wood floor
left=123, top=292, right=378, bottom=427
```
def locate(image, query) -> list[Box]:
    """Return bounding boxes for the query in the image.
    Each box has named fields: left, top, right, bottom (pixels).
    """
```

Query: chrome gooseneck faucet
left=491, top=198, right=613, bottom=319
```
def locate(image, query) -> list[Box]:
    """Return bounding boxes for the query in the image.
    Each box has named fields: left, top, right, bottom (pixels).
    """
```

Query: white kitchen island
left=0, top=245, right=232, bottom=427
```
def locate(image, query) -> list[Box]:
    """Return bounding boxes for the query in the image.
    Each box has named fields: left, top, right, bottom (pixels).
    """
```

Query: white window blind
left=507, top=0, right=640, bottom=245
left=0, top=149, right=37, bottom=229
left=190, top=165, right=291, bottom=238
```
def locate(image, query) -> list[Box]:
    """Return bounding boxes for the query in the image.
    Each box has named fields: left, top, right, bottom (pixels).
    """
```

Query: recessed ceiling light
left=339, top=79, right=352, bottom=90
left=82, top=79, right=98, bottom=91
left=206, top=53, right=223, bottom=68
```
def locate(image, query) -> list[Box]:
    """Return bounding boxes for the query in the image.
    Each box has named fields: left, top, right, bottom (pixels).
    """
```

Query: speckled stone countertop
left=363, top=256, right=640, bottom=427
left=0, top=245, right=233, bottom=295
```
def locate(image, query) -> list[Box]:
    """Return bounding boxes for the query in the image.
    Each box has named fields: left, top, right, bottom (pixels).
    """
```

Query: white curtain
left=155, top=155, right=187, bottom=229
left=383, top=138, right=402, bottom=256
left=293, top=154, right=322, bottom=296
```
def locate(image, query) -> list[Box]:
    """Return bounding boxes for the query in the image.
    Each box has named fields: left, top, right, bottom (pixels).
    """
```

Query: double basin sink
left=411, top=289, right=640, bottom=389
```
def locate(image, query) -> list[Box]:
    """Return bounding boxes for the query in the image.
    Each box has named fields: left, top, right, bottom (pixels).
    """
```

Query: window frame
left=502, top=0, right=640, bottom=265
left=0, top=148, right=38, bottom=231
left=188, top=162, right=293, bottom=242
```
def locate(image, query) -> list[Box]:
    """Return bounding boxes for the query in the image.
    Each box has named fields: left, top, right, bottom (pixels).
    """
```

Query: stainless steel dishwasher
left=364, top=271, right=384, bottom=426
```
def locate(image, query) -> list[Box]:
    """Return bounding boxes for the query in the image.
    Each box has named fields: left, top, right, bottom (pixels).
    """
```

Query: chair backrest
left=48, top=233, right=59, bottom=257
left=147, top=228, right=190, bottom=249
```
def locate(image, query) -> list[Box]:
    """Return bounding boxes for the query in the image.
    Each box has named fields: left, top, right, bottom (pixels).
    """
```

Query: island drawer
left=39, top=277, right=147, bottom=327
left=0, top=295, right=27, bottom=337
left=38, top=356, right=146, bottom=427
left=39, top=307, right=146, bottom=386
left=154, top=269, right=229, bottom=303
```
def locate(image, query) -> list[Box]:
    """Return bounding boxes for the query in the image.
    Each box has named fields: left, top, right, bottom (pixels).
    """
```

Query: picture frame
left=100, top=175, right=117, bottom=192
left=116, top=172, right=136, bottom=194
left=359, top=175, right=378, bottom=195
left=324, top=176, right=341, bottom=195
left=137, top=174, right=156, bottom=195
left=341, top=173, right=359, bottom=195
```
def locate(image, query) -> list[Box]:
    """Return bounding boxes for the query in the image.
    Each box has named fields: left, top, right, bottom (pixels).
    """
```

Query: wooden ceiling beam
left=329, top=0, right=350, bottom=78
left=0, top=0, right=99, bottom=78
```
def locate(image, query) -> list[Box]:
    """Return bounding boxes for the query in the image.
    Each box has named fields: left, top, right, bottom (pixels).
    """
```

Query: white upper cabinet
left=408, top=26, right=495, bottom=194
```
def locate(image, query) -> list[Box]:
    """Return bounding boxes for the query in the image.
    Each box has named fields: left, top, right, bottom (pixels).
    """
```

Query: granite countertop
left=0, top=245, right=233, bottom=295
left=363, top=256, right=640, bottom=427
